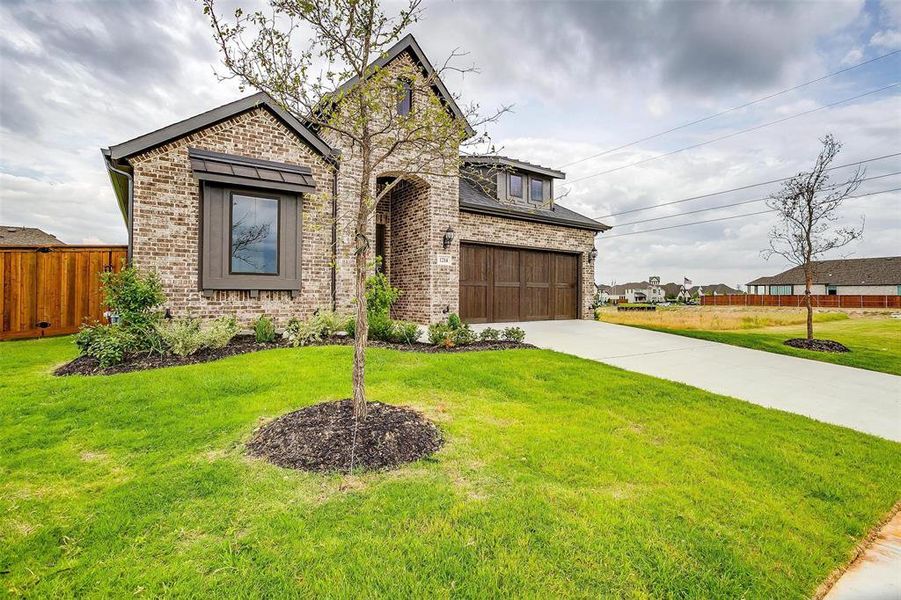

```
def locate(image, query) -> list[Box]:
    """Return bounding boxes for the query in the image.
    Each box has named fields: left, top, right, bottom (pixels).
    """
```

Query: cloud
left=0, top=0, right=896, bottom=287
left=870, top=29, right=901, bottom=48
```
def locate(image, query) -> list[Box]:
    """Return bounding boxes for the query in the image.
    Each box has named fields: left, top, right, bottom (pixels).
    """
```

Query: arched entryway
left=375, top=174, right=431, bottom=323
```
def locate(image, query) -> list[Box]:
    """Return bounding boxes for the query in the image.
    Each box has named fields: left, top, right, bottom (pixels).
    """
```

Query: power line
left=567, top=82, right=900, bottom=185
left=612, top=171, right=901, bottom=227
left=559, top=49, right=901, bottom=169
left=591, top=152, right=901, bottom=220
left=598, top=186, right=901, bottom=239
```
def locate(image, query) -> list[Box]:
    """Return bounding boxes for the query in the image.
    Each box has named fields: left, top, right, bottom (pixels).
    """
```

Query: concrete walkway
left=498, top=320, right=901, bottom=442
left=824, top=510, right=901, bottom=600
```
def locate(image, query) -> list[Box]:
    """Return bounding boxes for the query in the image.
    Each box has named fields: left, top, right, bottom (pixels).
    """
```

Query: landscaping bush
left=368, top=314, right=397, bottom=342
left=74, top=265, right=168, bottom=365
left=365, top=271, right=400, bottom=319
left=283, top=310, right=347, bottom=347
left=253, top=315, right=277, bottom=343
left=204, top=316, right=240, bottom=349
left=427, top=322, right=455, bottom=348
left=75, top=323, right=136, bottom=368
left=101, top=265, right=166, bottom=331
left=478, top=327, right=501, bottom=342
left=453, top=324, right=476, bottom=345
left=391, top=320, right=421, bottom=344
left=155, top=318, right=205, bottom=357
left=502, top=327, right=526, bottom=343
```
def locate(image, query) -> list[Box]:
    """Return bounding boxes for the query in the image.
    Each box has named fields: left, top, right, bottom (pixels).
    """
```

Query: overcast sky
left=1, top=0, right=899, bottom=287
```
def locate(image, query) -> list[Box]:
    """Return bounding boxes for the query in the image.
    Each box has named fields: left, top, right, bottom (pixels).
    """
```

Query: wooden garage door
left=460, top=243, right=579, bottom=323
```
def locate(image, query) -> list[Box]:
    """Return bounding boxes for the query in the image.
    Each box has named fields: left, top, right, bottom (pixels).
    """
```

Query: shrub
left=253, top=315, right=276, bottom=343
left=391, top=320, right=422, bottom=344
left=100, top=265, right=166, bottom=330
left=155, top=318, right=205, bottom=356
left=502, top=327, right=526, bottom=343
left=427, top=322, right=455, bottom=348
left=453, top=324, right=476, bottom=345
left=365, top=271, right=401, bottom=319
left=204, top=316, right=240, bottom=349
left=368, top=314, right=396, bottom=342
left=344, top=316, right=357, bottom=338
left=447, top=313, right=462, bottom=329
left=283, top=317, right=323, bottom=347
left=479, top=327, right=501, bottom=342
left=75, top=323, right=135, bottom=367
left=311, top=310, right=343, bottom=337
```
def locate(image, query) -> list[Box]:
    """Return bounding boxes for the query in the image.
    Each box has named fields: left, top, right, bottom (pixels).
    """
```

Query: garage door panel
left=460, top=243, right=578, bottom=323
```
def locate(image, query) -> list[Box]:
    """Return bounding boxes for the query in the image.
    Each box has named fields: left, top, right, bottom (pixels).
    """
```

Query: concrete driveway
left=497, top=320, right=901, bottom=442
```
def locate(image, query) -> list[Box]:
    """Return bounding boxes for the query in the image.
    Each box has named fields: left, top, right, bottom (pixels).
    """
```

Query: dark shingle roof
left=0, top=226, right=65, bottom=246
left=462, top=155, right=565, bottom=179
left=459, top=179, right=609, bottom=232
left=747, top=257, right=901, bottom=286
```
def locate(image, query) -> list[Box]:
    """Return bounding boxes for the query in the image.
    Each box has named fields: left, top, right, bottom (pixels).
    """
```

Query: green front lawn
left=1, top=337, right=899, bottom=597
left=639, top=318, right=901, bottom=376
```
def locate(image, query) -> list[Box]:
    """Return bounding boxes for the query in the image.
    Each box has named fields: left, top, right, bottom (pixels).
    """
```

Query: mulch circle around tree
left=246, top=399, right=443, bottom=473
left=784, top=338, right=850, bottom=353
left=54, top=335, right=535, bottom=377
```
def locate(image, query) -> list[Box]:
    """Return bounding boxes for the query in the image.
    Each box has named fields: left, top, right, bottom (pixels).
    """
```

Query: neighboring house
left=602, top=281, right=665, bottom=304
left=0, top=226, right=65, bottom=246
left=102, top=34, right=609, bottom=325
left=747, top=257, right=901, bottom=296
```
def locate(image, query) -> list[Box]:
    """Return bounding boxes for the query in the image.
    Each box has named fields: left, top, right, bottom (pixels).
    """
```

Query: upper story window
left=509, top=173, right=523, bottom=198
left=231, top=193, right=279, bottom=275
left=530, top=178, right=544, bottom=203
left=396, top=79, right=413, bottom=116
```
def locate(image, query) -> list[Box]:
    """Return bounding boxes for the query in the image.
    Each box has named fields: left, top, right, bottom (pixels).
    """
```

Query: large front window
left=231, top=194, right=279, bottom=274
left=769, top=285, right=792, bottom=295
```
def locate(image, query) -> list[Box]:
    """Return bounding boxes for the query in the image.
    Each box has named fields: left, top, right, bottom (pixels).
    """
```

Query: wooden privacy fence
left=702, top=294, right=901, bottom=309
left=0, top=246, right=127, bottom=340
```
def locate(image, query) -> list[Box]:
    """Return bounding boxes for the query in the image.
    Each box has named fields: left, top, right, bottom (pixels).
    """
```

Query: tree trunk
left=352, top=226, right=368, bottom=418
left=805, top=272, right=814, bottom=341
left=352, top=144, right=373, bottom=419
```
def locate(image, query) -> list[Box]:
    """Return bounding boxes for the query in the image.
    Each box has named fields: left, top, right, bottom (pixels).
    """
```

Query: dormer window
left=396, top=79, right=413, bottom=116
left=530, top=178, right=544, bottom=203
left=509, top=173, right=523, bottom=198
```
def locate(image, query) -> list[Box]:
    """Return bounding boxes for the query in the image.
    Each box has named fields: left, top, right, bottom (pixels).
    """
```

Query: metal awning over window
left=189, top=148, right=316, bottom=194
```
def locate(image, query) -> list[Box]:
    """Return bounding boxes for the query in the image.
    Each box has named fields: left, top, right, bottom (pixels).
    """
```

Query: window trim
left=200, top=181, right=302, bottom=292
left=509, top=173, right=523, bottom=198
left=228, top=190, right=281, bottom=277
left=825, top=284, right=838, bottom=296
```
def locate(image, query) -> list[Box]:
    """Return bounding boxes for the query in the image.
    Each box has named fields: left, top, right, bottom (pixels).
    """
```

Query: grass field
left=597, top=307, right=901, bottom=376
left=1, top=337, right=899, bottom=597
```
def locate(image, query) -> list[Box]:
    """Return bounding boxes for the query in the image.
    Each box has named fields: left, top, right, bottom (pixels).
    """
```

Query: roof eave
left=459, top=202, right=610, bottom=232
left=106, top=92, right=336, bottom=162
left=462, top=156, right=565, bottom=179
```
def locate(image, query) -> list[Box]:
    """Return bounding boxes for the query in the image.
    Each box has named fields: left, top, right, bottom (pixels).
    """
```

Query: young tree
left=763, top=134, right=864, bottom=340
left=203, top=0, right=505, bottom=417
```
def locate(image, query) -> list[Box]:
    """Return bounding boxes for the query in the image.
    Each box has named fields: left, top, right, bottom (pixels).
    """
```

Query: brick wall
left=385, top=179, right=431, bottom=322
left=129, top=108, right=335, bottom=326
left=456, top=211, right=598, bottom=319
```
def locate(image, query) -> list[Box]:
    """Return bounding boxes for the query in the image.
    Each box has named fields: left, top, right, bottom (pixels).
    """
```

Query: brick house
left=102, top=35, right=609, bottom=325
left=747, top=257, right=901, bottom=296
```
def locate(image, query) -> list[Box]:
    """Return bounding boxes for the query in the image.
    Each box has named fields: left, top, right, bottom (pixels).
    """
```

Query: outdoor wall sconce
left=589, top=247, right=598, bottom=261
left=443, top=226, right=455, bottom=249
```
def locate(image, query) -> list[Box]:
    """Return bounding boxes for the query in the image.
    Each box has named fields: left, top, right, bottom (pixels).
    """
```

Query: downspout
left=331, top=164, right=339, bottom=312
left=104, top=156, right=134, bottom=265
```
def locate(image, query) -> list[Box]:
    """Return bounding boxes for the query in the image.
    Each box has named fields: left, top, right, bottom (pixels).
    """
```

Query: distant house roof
left=605, top=281, right=657, bottom=295
left=0, top=226, right=65, bottom=247
left=459, top=179, right=609, bottom=232
left=462, top=155, right=565, bottom=179
left=747, top=257, right=901, bottom=286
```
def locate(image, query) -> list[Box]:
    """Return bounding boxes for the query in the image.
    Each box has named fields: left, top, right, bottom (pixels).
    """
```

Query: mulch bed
left=54, top=335, right=534, bottom=376
left=246, top=399, right=443, bottom=473
left=784, top=338, right=850, bottom=353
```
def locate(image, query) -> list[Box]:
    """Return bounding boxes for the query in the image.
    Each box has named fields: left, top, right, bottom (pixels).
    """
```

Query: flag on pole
left=684, top=277, right=692, bottom=286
